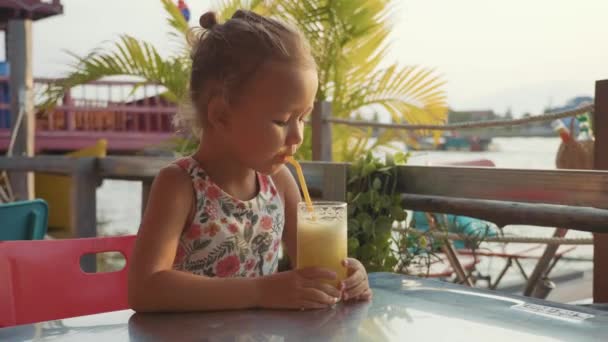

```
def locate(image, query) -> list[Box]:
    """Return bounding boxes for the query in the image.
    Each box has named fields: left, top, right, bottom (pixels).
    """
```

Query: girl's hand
left=340, top=258, right=372, bottom=302
left=258, top=268, right=342, bottom=310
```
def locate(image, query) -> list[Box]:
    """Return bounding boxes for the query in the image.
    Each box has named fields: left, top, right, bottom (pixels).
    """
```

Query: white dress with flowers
left=172, top=157, right=284, bottom=278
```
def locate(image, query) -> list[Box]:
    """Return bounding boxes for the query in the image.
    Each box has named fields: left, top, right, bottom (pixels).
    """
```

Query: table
left=1, top=273, right=607, bottom=341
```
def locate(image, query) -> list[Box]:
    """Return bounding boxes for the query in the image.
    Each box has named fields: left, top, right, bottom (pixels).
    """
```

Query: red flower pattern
left=216, top=255, right=240, bottom=277
left=245, top=259, right=256, bottom=271
left=228, top=223, right=239, bottom=234
left=259, top=175, right=268, bottom=194
left=206, top=185, right=221, bottom=200
left=260, top=216, right=273, bottom=230
left=194, top=179, right=207, bottom=192
left=186, top=224, right=202, bottom=240
left=206, top=203, right=219, bottom=221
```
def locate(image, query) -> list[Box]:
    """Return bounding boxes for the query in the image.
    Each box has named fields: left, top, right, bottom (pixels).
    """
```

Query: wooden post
left=523, top=228, right=568, bottom=297
left=321, top=163, right=348, bottom=202
left=593, top=80, right=608, bottom=303
left=7, top=19, right=34, bottom=200
left=63, top=89, right=75, bottom=131
left=425, top=213, right=473, bottom=287
left=72, top=158, right=98, bottom=238
left=72, top=158, right=99, bottom=272
left=311, top=101, right=332, bottom=161
left=141, top=179, right=153, bottom=219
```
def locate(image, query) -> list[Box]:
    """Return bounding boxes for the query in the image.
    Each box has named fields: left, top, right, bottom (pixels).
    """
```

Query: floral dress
left=172, top=157, right=284, bottom=278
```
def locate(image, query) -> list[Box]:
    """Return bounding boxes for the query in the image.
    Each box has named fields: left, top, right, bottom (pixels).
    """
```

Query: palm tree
left=261, top=1, right=447, bottom=161
left=45, top=0, right=447, bottom=161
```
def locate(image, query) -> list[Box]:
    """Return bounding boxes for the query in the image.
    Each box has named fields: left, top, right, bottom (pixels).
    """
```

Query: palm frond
left=44, top=35, right=190, bottom=107
left=344, top=64, right=447, bottom=124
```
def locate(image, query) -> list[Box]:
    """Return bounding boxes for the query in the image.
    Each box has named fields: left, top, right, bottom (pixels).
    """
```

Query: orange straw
left=286, top=156, right=315, bottom=216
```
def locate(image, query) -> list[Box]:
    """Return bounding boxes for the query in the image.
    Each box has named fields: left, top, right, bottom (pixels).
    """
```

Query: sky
left=4, top=0, right=608, bottom=117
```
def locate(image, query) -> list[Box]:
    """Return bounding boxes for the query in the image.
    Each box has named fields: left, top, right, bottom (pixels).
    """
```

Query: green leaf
left=348, top=218, right=360, bottom=233
left=355, top=192, right=369, bottom=206
left=394, top=152, right=408, bottom=165
left=385, top=255, right=398, bottom=270
left=360, top=244, right=377, bottom=261
left=348, top=237, right=360, bottom=250
left=375, top=216, right=393, bottom=233
left=391, top=206, right=406, bottom=221
left=244, top=225, right=253, bottom=242
left=362, top=219, right=373, bottom=235
left=362, top=163, right=376, bottom=177
left=347, top=204, right=357, bottom=216
left=372, top=177, right=382, bottom=190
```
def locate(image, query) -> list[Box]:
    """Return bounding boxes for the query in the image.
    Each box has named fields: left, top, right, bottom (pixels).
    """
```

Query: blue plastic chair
left=412, top=211, right=498, bottom=249
left=0, top=199, right=48, bottom=241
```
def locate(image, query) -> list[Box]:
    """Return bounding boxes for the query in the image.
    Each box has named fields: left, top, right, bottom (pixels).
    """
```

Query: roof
left=0, top=0, right=63, bottom=27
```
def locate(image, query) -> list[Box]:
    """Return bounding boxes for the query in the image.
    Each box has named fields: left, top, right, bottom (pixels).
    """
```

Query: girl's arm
left=128, top=165, right=339, bottom=312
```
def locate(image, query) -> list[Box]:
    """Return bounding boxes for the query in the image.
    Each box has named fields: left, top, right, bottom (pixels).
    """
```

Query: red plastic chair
left=0, top=235, right=135, bottom=327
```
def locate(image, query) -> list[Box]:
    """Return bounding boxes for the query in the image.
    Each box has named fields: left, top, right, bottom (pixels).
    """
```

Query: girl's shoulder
left=153, top=160, right=195, bottom=195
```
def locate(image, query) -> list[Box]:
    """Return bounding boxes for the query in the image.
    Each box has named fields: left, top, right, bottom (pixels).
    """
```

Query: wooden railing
left=1, top=156, right=608, bottom=297
left=2, top=156, right=607, bottom=234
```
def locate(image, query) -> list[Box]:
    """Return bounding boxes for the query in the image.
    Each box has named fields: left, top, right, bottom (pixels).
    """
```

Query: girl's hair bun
left=199, top=11, right=218, bottom=29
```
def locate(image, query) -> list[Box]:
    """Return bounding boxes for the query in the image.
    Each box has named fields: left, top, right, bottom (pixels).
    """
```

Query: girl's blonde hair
left=175, top=10, right=316, bottom=139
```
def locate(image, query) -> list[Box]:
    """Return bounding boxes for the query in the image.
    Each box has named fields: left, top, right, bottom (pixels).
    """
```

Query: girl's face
left=223, top=62, right=318, bottom=175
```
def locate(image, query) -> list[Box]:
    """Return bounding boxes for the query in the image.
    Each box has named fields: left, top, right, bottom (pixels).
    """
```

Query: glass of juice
left=296, top=201, right=348, bottom=286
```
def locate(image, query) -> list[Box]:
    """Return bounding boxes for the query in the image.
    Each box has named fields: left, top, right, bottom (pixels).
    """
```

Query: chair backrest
left=0, top=235, right=135, bottom=327
left=0, top=199, right=48, bottom=241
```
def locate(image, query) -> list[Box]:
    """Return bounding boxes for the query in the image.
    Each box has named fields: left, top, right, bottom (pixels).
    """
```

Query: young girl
left=128, top=9, right=372, bottom=312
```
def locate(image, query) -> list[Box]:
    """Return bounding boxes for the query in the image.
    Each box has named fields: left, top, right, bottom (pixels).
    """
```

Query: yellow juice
left=286, top=157, right=347, bottom=286
left=297, top=212, right=347, bottom=286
